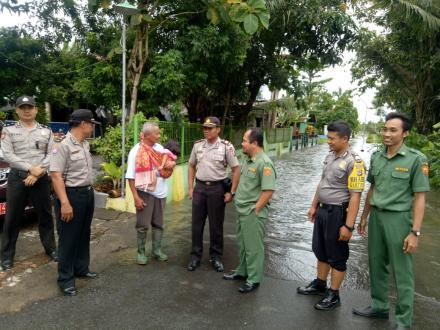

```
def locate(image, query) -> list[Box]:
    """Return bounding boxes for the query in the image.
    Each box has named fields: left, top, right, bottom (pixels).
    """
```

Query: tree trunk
left=222, top=82, right=232, bottom=125
left=239, top=82, right=262, bottom=124
left=128, top=27, right=149, bottom=121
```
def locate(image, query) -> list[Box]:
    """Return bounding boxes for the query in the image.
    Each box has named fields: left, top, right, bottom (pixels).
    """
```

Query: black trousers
left=312, top=203, right=349, bottom=272
left=191, top=181, right=225, bottom=261
left=1, top=170, right=56, bottom=264
left=55, top=187, right=94, bottom=289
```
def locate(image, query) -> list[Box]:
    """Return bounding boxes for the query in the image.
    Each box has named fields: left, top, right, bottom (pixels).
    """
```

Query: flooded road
left=265, top=139, right=440, bottom=302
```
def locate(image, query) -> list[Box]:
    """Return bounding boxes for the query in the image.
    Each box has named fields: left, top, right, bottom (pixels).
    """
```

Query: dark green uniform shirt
left=367, top=144, right=430, bottom=211
left=235, top=151, right=276, bottom=218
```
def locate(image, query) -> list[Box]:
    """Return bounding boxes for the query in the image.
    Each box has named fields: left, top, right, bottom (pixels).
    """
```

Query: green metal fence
left=133, top=118, right=292, bottom=164
left=265, top=127, right=293, bottom=144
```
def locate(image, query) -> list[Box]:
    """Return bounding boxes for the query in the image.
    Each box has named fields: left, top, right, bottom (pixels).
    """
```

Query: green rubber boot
left=152, top=228, right=168, bottom=261
left=137, top=231, right=148, bottom=265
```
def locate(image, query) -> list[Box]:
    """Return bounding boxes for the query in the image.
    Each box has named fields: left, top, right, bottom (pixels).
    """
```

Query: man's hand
left=61, top=202, right=74, bottom=222
left=23, top=175, right=38, bottom=186
left=29, top=165, right=45, bottom=178
left=224, top=192, right=233, bottom=203
left=339, top=226, right=352, bottom=241
left=357, top=218, right=368, bottom=237
left=403, top=234, right=418, bottom=254
left=188, top=187, right=194, bottom=200
left=307, top=206, right=317, bottom=223
left=134, top=195, right=145, bottom=210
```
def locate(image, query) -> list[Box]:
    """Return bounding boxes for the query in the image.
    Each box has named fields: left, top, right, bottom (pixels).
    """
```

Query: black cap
left=16, top=95, right=36, bottom=107
left=70, top=109, right=99, bottom=124
left=202, top=116, right=221, bottom=128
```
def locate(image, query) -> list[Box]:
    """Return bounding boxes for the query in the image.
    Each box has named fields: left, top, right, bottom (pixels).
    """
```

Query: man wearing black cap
left=50, top=109, right=98, bottom=296
left=0, top=95, right=57, bottom=270
left=187, top=116, right=240, bottom=272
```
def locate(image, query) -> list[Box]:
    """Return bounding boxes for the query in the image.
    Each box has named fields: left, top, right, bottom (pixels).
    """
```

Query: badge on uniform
left=338, top=160, right=347, bottom=170
left=422, top=163, right=429, bottom=176
left=348, top=161, right=366, bottom=190
left=52, top=148, right=58, bottom=154
left=263, top=166, right=272, bottom=176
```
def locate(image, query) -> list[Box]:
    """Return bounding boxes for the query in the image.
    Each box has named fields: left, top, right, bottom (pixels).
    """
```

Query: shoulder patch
left=5, top=122, right=15, bottom=127
left=422, top=163, right=429, bottom=176
left=194, top=139, right=204, bottom=144
left=221, top=139, right=231, bottom=146
left=263, top=166, right=272, bottom=176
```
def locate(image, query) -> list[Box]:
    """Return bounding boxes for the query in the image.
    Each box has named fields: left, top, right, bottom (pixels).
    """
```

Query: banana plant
left=101, top=162, right=122, bottom=190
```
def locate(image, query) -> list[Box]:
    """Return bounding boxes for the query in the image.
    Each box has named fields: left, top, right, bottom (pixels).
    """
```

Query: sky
left=0, top=6, right=381, bottom=123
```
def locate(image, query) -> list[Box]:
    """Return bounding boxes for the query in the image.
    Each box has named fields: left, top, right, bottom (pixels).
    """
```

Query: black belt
left=66, top=186, right=92, bottom=191
left=196, top=179, right=223, bottom=186
left=318, top=202, right=349, bottom=210
left=10, top=168, right=47, bottom=178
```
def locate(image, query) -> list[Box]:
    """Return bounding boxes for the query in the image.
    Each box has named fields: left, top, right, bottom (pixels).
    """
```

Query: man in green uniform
left=353, top=112, right=430, bottom=330
left=223, top=128, right=276, bottom=293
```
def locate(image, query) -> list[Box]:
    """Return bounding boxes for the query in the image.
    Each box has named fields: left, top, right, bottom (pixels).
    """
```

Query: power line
left=0, top=51, right=104, bottom=75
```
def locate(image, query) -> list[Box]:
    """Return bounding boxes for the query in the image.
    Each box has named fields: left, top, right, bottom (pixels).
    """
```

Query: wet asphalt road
left=0, top=140, right=439, bottom=329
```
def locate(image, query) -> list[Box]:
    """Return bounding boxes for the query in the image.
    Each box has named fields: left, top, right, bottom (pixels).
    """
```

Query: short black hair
left=385, top=112, right=412, bottom=132
left=248, top=128, right=264, bottom=147
left=164, top=139, right=181, bottom=156
left=327, top=121, right=351, bottom=140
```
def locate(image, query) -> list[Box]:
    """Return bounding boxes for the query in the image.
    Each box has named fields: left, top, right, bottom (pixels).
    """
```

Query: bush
left=91, top=112, right=168, bottom=166
left=406, top=125, right=440, bottom=190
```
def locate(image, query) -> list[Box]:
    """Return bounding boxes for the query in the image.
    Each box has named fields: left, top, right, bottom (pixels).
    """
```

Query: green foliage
left=352, top=0, right=440, bottom=133
left=92, top=112, right=147, bottom=166
left=101, top=161, right=122, bottom=189
left=406, top=124, right=440, bottom=189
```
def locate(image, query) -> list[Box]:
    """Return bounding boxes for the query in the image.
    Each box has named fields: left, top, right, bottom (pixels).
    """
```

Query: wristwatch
left=410, top=230, right=421, bottom=237
left=343, top=224, right=354, bottom=232
left=231, top=192, right=236, bottom=197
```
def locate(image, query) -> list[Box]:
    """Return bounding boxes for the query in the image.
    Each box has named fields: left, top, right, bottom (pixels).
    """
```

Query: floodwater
left=265, top=138, right=440, bottom=302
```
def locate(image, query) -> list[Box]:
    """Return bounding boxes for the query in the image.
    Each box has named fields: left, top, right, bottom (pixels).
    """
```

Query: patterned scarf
left=135, top=143, right=162, bottom=173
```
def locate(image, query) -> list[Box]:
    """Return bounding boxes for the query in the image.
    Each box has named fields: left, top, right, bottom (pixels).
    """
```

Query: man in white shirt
left=125, top=122, right=175, bottom=265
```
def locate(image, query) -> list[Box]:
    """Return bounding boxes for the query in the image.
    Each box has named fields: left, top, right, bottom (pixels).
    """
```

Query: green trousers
left=235, top=212, right=266, bottom=284
left=368, top=208, right=414, bottom=327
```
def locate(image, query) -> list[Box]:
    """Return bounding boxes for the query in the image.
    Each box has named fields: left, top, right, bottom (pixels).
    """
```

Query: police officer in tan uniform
left=0, top=95, right=57, bottom=270
left=50, top=109, right=98, bottom=296
left=187, top=117, right=240, bottom=272
left=297, top=121, right=365, bottom=311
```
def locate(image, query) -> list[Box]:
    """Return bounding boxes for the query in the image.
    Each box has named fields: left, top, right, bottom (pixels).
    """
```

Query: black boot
left=314, top=289, right=341, bottom=311
left=297, top=278, right=327, bottom=295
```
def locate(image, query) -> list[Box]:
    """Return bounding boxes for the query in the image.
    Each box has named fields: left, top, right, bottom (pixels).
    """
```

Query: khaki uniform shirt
left=1, top=121, right=53, bottom=171
left=189, top=138, right=239, bottom=181
left=50, top=132, right=93, bottom=187
left=367, top=144, right=430, bottom=211
left=235, top=151, right=276, bottom=218
left=318, top=149, right=365, bottom=205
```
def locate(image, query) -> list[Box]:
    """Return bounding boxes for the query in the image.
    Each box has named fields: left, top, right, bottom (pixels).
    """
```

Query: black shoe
left=1, top=261, right=13, bottom=271
left=239, top=282, right=260, bottom=293
left=187, top=260, right=200, bottom=271
left=314, top=290, right=341, bottom=311
left=352, top=306, right=389, bottom=319
left=209, top=258, right=224, bottom=272
left=76, top=271, right=98, bottom=279
left=297, top=279, right=327, bottom=296
left=223, top=273, right=247, bottom=281
left=60, top=286, right=77, bottom=296
left=47, top=251, right=58, bottom=262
